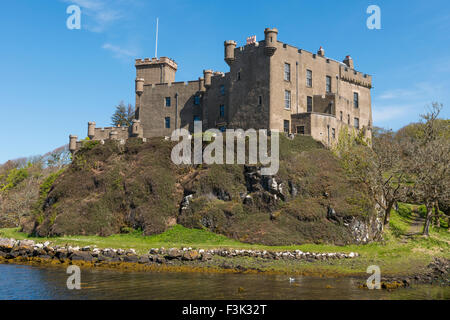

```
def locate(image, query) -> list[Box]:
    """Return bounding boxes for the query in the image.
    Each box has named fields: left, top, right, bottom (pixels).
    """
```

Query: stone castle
left=69, top=27, right=372, bottom=152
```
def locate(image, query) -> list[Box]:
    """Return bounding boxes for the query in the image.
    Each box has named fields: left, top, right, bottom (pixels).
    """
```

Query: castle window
left=220, top=85, right=225, bottom=95
left=237, top=72, right=241, bottom=81
left=258, top=95, right=262, bottom=106
left=284, top=120, right=290, bottom=134
left=165, top=97, right=171, bottom=107
left=340, top=111, right=343, bottom=121
left=353, top=92, right=359, bottom=108
left=193, top=115, right=201, bottom=122
left=306, top=69, right=312, bottom=87
left=307, top=96, right=313, bottom=112
left=326, top=76, right=331, bottom=93
left=219, top=126, right=226, bottom=132
left=284, top=63, right=291, bottom=81
left=297, top=126, right=305, bottom=134
left=332, top=128, right=336, bottom=139
left=284, top=90, right=291, bottom=109
left=165, top=117, right=170, bottom=128
left=219, top=105, right=225, bottom=118
left=194, top=96, right=200, bottom=105
left=354, top=117, right=360, bottom=129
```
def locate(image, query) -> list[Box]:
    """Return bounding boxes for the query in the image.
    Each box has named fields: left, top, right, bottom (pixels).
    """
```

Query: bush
left=0, top=166, right=29, bottom=192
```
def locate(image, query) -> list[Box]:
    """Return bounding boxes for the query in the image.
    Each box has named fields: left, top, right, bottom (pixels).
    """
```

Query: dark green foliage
left=111, top=101, right=134, bottom=127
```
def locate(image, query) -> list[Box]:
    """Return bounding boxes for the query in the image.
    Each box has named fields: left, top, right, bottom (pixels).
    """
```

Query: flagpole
left=155, top=17, right=159, bottom=58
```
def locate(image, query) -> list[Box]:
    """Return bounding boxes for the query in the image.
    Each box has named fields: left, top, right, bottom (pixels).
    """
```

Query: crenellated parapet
left=339, top=65, right=372, bottom=89
left=135, top=57, right=178, bottom=71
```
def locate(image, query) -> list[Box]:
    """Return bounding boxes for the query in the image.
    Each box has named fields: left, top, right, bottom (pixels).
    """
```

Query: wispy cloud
left=372, top=105, right=409, bottom=123
left=102, top=43, right=136, bottom=59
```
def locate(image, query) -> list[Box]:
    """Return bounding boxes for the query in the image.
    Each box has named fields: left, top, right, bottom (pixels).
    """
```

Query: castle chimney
left=343, top=55, right=354, bottom=69
left=203, top=70, right=213, bottom=88
left=88, top=122, right=96, bottom=140
left=317, top=46, right=325, bottom=57
left=264, top=28, right=278, bottom=56
left=224, top=40, right=237, bottom=66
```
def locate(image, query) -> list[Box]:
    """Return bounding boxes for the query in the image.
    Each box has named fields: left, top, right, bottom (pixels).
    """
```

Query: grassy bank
left=1, top=204, right=449, bottom=276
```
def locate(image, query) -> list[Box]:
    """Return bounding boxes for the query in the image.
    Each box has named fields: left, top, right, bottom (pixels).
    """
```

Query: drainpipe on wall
left=175, top=92, right=179, bottom=129
left=327, top=124, right=330, bottom=147
left=296, top=61, right=299, bottom=114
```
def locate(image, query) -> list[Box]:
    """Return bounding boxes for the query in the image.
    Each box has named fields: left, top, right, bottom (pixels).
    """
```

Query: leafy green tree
left=111, top=101, right=134, bottom=127
left=405, top=103, right=450, bottom=235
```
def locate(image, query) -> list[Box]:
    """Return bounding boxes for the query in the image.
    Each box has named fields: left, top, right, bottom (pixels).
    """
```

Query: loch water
left=0, top=263, right=448, bottom=300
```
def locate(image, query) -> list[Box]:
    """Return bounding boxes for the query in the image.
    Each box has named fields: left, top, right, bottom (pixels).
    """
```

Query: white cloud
left=102, top=43, right=136, bottom=59
left=372, top=105, right=409, bottom=122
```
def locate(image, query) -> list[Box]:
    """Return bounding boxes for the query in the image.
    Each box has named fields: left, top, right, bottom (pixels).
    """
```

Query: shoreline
left=1, top=238, right=449, bottom=289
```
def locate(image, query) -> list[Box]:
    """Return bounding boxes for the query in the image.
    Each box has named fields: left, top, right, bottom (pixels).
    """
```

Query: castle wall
left=139, top=81, right=201, bottom=137
left=222, top=43, right=271, bottom=130
left=91, top=126, right=129, bottom=141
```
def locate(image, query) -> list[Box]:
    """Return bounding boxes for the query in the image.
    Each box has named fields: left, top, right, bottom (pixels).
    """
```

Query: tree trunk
left=384, top=201, right=394, bottom=225
left=423, top=204, right=433, bottom=236
left=434, top=201, right=440, bottom=228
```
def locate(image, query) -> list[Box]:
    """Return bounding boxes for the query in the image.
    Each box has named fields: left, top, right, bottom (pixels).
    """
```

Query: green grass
left=1, top=206, right=449, bottom=276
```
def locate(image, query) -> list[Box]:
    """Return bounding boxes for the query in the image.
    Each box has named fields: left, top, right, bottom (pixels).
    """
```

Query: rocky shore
left=0, top=238, right=359, bottom=266
left=359, top=258, right=450, bottom=290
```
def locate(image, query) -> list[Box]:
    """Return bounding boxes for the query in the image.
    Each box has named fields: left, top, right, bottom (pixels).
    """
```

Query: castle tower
left=69, top=135, right=78, bottom=154
left=203, top=70, right=213, bottom=88
left=88, top=122, right=96, bottom=140
left=135, top=57, right=178, bottom=85
left=264, top=28, right=278, bottom=56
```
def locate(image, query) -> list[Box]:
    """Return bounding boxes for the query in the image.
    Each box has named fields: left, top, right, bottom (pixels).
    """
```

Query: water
left=0, top=264, right=448, bottom=300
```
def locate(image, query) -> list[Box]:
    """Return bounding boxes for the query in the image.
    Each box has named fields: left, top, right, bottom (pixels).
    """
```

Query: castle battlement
left=135, top=57, right=178, bottom=70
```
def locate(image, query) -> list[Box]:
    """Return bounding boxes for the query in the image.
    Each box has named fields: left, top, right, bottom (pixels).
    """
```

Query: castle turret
left=264, top=28, right=278, bottom=56
left=198, top=77, right=205, bottom=92
left=343, top=55, right=354, bottom=69
left=131, top=119, right=143, bottom=138
left=88, top=122, right=96, bottom=140
left=109, top=131, right=118, bottom=140
left=135, top=78, right=145, bottom=119
left=135, top=78, right=144, bottom=95
left=224, top=40, right=237, bottom=66
left=69, top=135, right=78, bottom=154
left=203, top=70, right=213, bottom=88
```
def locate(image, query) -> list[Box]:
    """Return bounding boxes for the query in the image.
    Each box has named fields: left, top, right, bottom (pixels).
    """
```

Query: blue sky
left=0, top=0, right=449, bottom=163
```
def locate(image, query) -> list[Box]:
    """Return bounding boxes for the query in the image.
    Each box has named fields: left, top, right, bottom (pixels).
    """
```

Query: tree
left=45, top=145, right=71, bottom=169
left=335, top=126, right=408, bottom=227
left=372, top=128, right=408, bottom=225
left=111, top=101, right=134, bottom=127
left=405, top=103, right=450, bottom=236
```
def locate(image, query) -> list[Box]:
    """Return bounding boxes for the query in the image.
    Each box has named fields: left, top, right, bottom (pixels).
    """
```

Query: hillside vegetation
left=17, top=135, right=382, bottom=246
